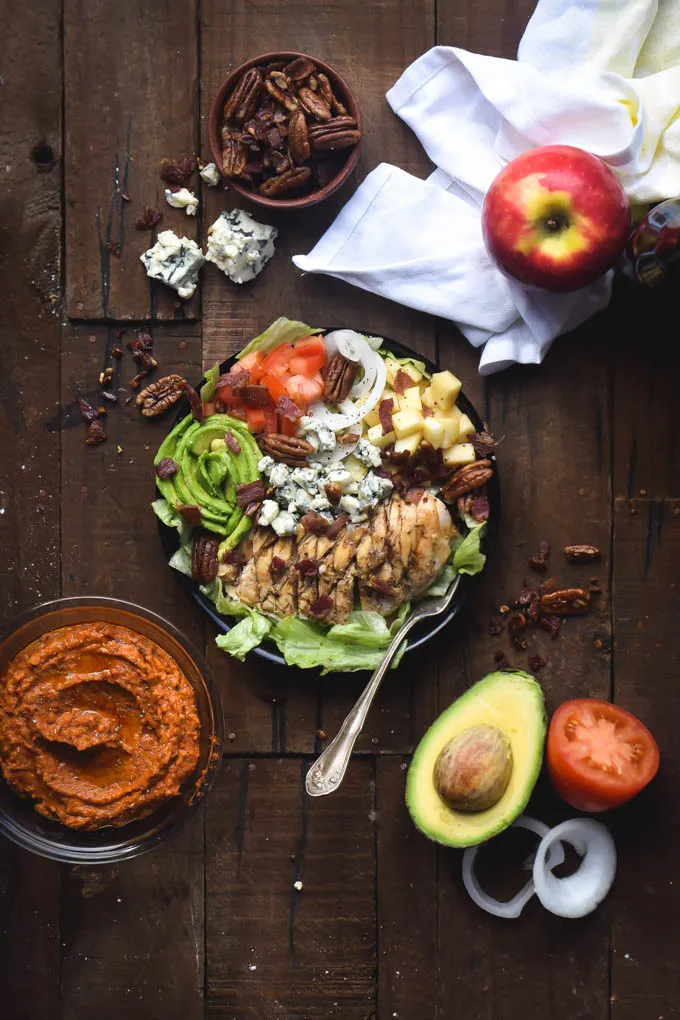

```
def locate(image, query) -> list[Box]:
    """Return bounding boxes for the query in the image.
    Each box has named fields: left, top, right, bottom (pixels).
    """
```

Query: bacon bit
left=230, top=405, right=248, bottom=422
left=295, top=558, right=318, bottom=577
left=404, top=487, right=425, bottom=504
left=471, top=425, right=502, bottom=458
left=529, top=540, right=551, bottom=572
left=245, top=501, right=261, bottom=517
left=111, top=346, right=123, bottom=359
left=225, top=430, right=241, bottom=454
left=224, top=366, right=250, bottom=390
left=236, top=479, right=266, bottom=508
left=540, top=577, right=560, bottom=595
left=326, top=512, right=349, bottom=539
left=177, top=504, right=202, bottom=526
left=392, top=369, right=416, bottom=395
left=134, top=207, right=163, bottom=230
left=241, top=384, right=274, bottom=408
left=78, top=398, right=99, bottom=423
left=470, top=492, right=490, bottom=522
left=337, top=432, right=360, bottom=446
left=529, top=653, right=546, bottom=672
left=309, top=594, right=333, bottom=617
left=85, top=419, right=107, bottom=446
left=160, top=156, right=197, bottom=186
left=156, top=457, right=179, bottom=479
left=127, top=328, right=157, bottom=387
left=537, top=614, right=561, bottom=639
left=379, top=398, right=395, bottom=436
left=185, top=383, right=204, bottom=423
left=214, top=397, right=226, bottom=413
left=276, top=394, right=304, bottom=421
left=107, top=241, right=121, bottom=259
left=270, top=555, right=286, bottom=576
left=223, top=549, right=247, bottom=565
left=301, top=511, right=330, bottom=535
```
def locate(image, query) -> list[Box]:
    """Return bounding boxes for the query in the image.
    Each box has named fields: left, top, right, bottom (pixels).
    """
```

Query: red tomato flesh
left=237, top=351, right=265, bottom=382
left=245, top=407, right=277, bottom=434
left=289, top=353, right=325, bottom=376
left=260, top=344, right=296, bottom=378
left=547, top=699, right=659, bottom=812
left=287, top=372, right=325, bottom=407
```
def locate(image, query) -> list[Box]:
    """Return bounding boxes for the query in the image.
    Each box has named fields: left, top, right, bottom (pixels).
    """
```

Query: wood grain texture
left=205, top=758, right=376, bottom=1019
left=0, top=2, right=62, bottom=1016
left=64, top=0, right=200, bottom=320
left=438, top=0, right=538, bottom=56
left=610, top=498, right=680, bottom=1020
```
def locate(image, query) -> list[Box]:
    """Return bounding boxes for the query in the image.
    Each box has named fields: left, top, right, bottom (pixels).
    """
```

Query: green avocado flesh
left=154, top=413, right=262, bottom=550
left=406, top=670, right=546, bottom=848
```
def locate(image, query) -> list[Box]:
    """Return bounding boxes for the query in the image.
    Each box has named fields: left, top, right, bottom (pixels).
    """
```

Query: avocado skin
left=406, top=670, right=546, bottom=848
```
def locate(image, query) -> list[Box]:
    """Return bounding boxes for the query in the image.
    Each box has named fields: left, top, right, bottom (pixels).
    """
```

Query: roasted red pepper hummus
left=0, top=622, right=200, bottom=830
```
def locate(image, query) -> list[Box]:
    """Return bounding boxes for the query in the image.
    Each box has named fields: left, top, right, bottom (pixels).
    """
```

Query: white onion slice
left=462, top=815, right=565, bottom=920
left=307, top=331, right=387, bottom=432
left=533, top=818, right=616, bottom=919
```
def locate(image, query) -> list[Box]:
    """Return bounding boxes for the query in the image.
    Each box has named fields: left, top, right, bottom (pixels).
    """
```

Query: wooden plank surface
left=0, top=1, right=63, bottom=1016
left=64, top=0, right=200, bottom=321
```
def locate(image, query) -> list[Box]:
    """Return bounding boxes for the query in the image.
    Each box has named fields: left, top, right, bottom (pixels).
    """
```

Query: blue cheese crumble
left=258, top=499, right=279, bottom=527
left=199, top=162, right=221, bottom=187
left=206, top=209, right=277, bottom=284
left=354, top=437, right=382, bottom=469
left=164, top=188, right=199, bottom=215
left=140, top=230, right=205, bottom=300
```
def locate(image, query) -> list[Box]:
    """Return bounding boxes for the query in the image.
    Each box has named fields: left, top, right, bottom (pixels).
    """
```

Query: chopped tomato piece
left=245, top=406, right=277, bottom=434
left=260, top=343, right=296, bottom=379
left=286, top=372, right=325, bottom=407
left=214, top=383, right=246, bottom=411
left=278, top=414, right=297, bottom=437
left=260, top=372, right=288, bottom=403
left=292, top=335, right=326, bottom=358
left=289, top=352, right=325, bottom=376
left=237, top=351, right=265, bottom=382
left=547, top=699, right=659, bottom=812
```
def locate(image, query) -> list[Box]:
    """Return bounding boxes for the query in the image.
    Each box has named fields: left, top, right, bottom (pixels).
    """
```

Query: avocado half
left=406, top=670, right=546, bottom=848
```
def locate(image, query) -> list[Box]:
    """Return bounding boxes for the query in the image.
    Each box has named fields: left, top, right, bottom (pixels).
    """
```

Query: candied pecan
left=135, top=207, right=163, bottom=230
left=270, top=555, right=286, bottom=576
left=276, top=394, right=304, bottom=421
left=317, top=72, right=347, bottom=115
left=470, top=425, right=501, bottom=458
left=297, top=87, right=331, bottom=121
left=258, top=166, right=311, bottom=197
left=176, top=504, right=202, bottom=526
left=324, top=482, right=342, bottom=506
left=507, top=613, right=528, bottom=651
left=136, top=374, right=186, bottom=417
left=529, top=540, right=551, bottom=573
left=78, top=398, right=99, bottom=424
left=301, top=512, right=330, bottom=535
left=225, top=430, right=241, bottom=454
left=185, top=383, right=204, bottom=423
left=257, top=434, right=314, bottom=465
left=564, top=544, right=601, bottom=563
left=156, top=457, right=179, bottom=480
left=529, top=654, right=546, bottom=672
left=540, top=588, right=590, bottom=615
left=295, top=558, right=318, bottom=577
left=240, top=384, right=274, bottom=407
left=221, top=128, right=249, bottom=178
left=288, top=110, right=311, bottom=164
left=85, top=419, right=107, bottom=446
left=284, top=56, right=315, bottom=81
left=264, top=77, right=299, bottom=112
left=326, top=513, right=349, bottom=539
left=191, top=534, right=219, bottom=584
left=224, top=68, right=263, bottom=124
left=441, top=459, right=493, bottom=501
left=379, top=398, right=395, bottom=435
left=537, top=614, right=561, bottom=639
left=236, top=480, right=266, bottom=508
left=308, top=123, right=361, bottom=153
left=322, top=352, right=357, bottom=404
left=309, top=593, right=334, bottom=617
left=160, top=157, right=196, bottom=186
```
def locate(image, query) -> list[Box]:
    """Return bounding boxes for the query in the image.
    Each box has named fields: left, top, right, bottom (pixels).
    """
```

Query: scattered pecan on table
left=127, top=327, right=157, bottom=388
left=257, top=433, right=314, bottom=466
left=564, top=544, right=601, bottom=563
left=136, top=375, right=187, bottom=417
left=191, top=534, right=219, bottom=584
left=220, top=57, right=360, bottom=199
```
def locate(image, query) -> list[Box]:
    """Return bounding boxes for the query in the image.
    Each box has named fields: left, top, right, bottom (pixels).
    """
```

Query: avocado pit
left=434, top=723, right=513, bottom=812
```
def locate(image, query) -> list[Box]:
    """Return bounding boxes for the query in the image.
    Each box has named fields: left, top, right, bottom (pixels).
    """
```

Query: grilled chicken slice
left=317, top=524, right=365, bottom=625
left=259, top=537, right=297, bottom=617
left=296, top=530, right=335, bottom=619
left=355, top=503, right=389, bottom=575
left=407, top=493, right=455, bottom=595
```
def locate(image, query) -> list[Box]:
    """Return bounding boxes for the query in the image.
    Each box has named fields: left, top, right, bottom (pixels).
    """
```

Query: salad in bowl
left=153, top=318, right=496, bottom=672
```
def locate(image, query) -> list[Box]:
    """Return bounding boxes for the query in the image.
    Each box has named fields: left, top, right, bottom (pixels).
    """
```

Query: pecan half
left=540, top=588, right=590, bottom=616
left=236, top=480, right=266, bottom=509
left=308, top=122, right=361, bottom=153
left=258, top=167, right=311, bottom=197
left=440, top=459, right=493, bottom=501
left=322, top=351, right=357, bottom=404
left=297, top=87, right=331, bottom=121
left=224, top=68, right=263, bottom=124
left=316, top=72, right=347, bottom=115
left=221, top=127, right=249, bottom=178
left=156, top=457, right=179, bottom=480
left=136, top=374, right=186, bottom=417
left=257, top=433, right=314, bottom=465
left=264, top=78, right=299, bottom=112
left=191, top=534, right=219, bottom=584
left=564, top=544, right=601, bottom=562
left=284, top=57, right=315, bottom=81
left=288, top=110, right=311, bottom=164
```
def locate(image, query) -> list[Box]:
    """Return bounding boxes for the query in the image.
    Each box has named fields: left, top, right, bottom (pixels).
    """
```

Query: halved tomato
left=286, top=372, right=325, bottom=408
left=547, top=699, right=659, bottom=812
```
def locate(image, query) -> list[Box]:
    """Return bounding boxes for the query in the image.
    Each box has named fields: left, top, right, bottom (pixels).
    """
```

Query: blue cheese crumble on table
left=164, top=188, right=199, bottom=215
left=199, top=162, right=221, bottom=187
left=205, top=209, right=277, bottom=284
left=139, top=230, right=205, bottom=300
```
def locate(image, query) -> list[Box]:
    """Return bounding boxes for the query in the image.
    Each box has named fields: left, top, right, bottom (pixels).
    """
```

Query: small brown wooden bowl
left=208, top=51, right=363, bottom=211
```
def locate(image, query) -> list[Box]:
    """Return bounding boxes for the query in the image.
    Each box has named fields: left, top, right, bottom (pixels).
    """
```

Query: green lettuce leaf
left=452, top=523, right=487, bottom=576
left=215, top=613, right=272, bottom=661
left=378, top=349, right=430, bottom=380
left=169, top=545, right=193, bottom=577
left=200, top=362, right=221, bottom=402
left=425, top=563, right=456, bottom=597
left=237, top=317, right=322, bottom=360
left=152, top=497, right=192, bottom=546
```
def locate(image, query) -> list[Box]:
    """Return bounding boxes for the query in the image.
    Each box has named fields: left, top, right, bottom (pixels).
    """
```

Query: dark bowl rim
left=208, top=50, right=363, bottom=210
left=0, top=596, right=224, bottom=864
left=158, top=329, right=500, bottom=670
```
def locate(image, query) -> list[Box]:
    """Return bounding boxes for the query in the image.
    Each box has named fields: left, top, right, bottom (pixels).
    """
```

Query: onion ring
left=462, top=815, right=565, bottom=920
left=532, top=818, right=616, bottom=919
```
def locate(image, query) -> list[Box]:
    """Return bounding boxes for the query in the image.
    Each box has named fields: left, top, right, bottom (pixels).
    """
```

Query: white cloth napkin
left=293, top=0, right=680, bottom=374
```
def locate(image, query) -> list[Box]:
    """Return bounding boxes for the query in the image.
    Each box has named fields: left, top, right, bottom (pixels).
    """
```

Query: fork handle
left=305, top=614, right=419, bottom=797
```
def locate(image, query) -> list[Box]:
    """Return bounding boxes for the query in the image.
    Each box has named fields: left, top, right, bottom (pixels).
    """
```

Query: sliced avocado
left=406, top=670, right=546, bottom=848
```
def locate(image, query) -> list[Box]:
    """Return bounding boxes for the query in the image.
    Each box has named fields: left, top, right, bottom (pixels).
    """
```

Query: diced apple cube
left=398, top=362, right=423, bottom=385
left=437, top=408, right=461, bottom=446
left=384, top=360, right=400, bottom=387
left=392, top=408, right=424, bottom=439
left=367, top=424, right=396, bottom=449
left=364, top=406, right=381, bottom=428
left=442, top=443, right=476, bottom=468
left=430, top=370, right=462, bottom=411
left=421, top=385, right=435, bottom=408
left=394, top=433, right=422, bottom=457
left=457, top=413, right=475, bottom=438
left=402, top=387, right=422, bottom=411
left=422, top=416, right=445, bottom=449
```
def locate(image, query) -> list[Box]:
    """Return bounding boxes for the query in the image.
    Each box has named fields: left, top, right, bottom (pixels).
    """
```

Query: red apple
left=482, top=145, right=630, bottom=292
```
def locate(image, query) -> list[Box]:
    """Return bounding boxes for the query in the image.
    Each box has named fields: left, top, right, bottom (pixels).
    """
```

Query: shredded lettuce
left=237, top=317, right=322, bottom=360
left=425, top=564, right=456, bottom=597
left=378, top=349, right=429, bottom=379
left=169, top=545, right=193, bottom=577
left=200, top=362, right=221, bottom=402
left=452, top=523, right=487, bottom=575
left=152, top=497, right=192, bottom=546
left=270, top=605, right=410, bottom=673
left=216, top=613, right=273, bottom=661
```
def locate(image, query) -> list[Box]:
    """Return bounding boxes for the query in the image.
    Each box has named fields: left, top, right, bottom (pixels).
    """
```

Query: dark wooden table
left=2, top=2, right=679, bottom=1017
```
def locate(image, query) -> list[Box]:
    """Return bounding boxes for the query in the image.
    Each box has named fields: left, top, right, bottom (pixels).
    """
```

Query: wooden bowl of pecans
left=208, top=51, right=363, bottom=210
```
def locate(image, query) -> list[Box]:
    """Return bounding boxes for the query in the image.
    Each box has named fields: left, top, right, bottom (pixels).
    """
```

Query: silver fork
left=305, top=575, right=462, bottom=797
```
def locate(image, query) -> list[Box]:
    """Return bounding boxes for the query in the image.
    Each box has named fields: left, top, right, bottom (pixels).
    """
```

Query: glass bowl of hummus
left=0, top=597, right=224, bottom=863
